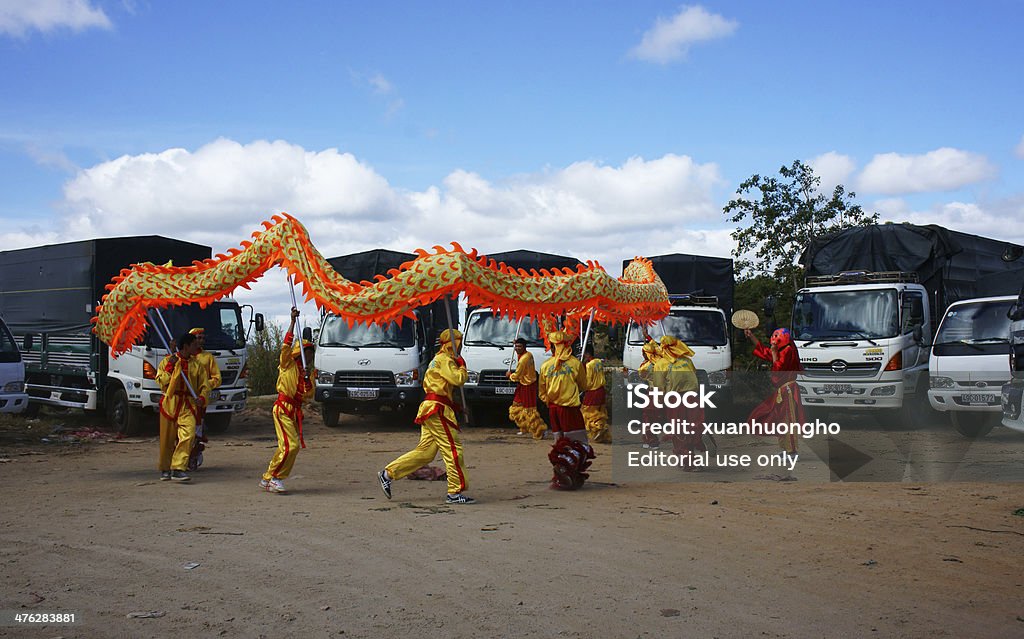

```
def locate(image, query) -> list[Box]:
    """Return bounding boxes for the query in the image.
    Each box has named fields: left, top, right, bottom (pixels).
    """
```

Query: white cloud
left=629, top=5, right=738, bottom=64
left=857, top=147, right=996, bottom=196
left=1015, top=134, right=1024, bottom=159
left=808, top=152, right=856, bottom=194
left=874, top=196, right=1024, bottom=246
left=0, top=0, right=111, bottom=37
left=1, top=139, right=728, bottom=322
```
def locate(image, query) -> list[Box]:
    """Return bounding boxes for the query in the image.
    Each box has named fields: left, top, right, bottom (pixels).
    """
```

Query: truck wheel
left=106, top=386, right=146, bottom=435
left=204, top=413, right=232, bottom=434
left=951, top=412, right=997, bottom=438
left=322, top=403, right=341, bottom=428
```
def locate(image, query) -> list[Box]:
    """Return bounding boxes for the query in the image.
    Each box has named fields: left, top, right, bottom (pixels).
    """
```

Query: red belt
left=275, top=392, right=306, bottom=448
left=423, top=392, right=460, bottom=412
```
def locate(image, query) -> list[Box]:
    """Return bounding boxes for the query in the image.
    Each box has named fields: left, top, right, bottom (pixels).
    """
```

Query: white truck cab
left=929, top=295, right=1014, bottom=437
left=0, top=317, right=28, bottom=414
left=793, top=272, right=930, bottom=419
left=622, top=296, right=731, bottom=395
left=315, top=315, right=429, bottom=426
left=461, top=309, right=548, bottom=405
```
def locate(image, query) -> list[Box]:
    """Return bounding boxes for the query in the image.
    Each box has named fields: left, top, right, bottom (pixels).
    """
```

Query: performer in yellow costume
left=379, top=328, right=474, bottom=505
left=581, top=344, right=611, bottom=443
left=260, top=308, right=315, bottom=494
left=155, top=332, right=212, bottom=482
left=654, top=335, right=705, bottom=469
left=538, top=330, right=589, bottom=443
left=186, top=327, right=222, bottom=470
left=624, top=339, right=662, bottom=449
left=188, top=327, right=222, bottom=403
left=155, top=347, right=177, bottom=481
left=507, top=337, right=548, bottom=439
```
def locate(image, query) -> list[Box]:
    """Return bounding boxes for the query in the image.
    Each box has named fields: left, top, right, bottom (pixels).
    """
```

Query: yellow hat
left=291, top=339, right=315, bottom=357
left=189, top=327, right=205, bottom=335
left=547, top=330, right=571, bottom=344
left=659, top=335, right=694, bottom=359
left=439, top=328, right=463, bottom=345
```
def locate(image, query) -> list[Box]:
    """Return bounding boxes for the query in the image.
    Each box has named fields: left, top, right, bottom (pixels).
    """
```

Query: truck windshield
left=146, top=303, right=246, bottom=350
left=627, top=310, right=728, bottom=346
left=933, top=299, right=1013, bottom=356
left=793, top=289, right=899, bottom=341
left=0, top=320, right=20, bottom=363
left=319, top=316, right=415, bottom=348
left=464, top=311, right=543, bottom=347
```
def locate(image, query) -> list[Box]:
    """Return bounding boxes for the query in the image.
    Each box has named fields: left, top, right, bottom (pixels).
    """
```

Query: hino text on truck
left=0, top=237, right=253, bottom=434
left=796, top=223, right=1024, bottom=428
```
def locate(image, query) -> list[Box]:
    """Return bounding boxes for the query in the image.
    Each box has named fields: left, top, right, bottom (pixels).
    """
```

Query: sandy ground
left=1, top=402, right=1023, bottom=639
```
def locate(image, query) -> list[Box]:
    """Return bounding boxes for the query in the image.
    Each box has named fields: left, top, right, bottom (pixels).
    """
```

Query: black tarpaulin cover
left=482, top=250, right=583, bottom=272
left=0, top=237, right=210, bottom=334
left=800, top=223, right=1024, bottom=308
left=326, top=249, right=417, bottom=284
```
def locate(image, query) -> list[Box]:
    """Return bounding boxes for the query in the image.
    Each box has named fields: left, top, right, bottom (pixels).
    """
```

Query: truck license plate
left=823, top=383, right=853, bottom=393
left=348, top=388, right=379, bottom=400
left=961, top=393, right=995, bottom=405
left=495, top=386, right=516, bottom=395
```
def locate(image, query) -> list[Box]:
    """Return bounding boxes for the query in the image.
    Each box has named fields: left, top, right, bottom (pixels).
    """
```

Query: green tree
left=723, top=160, right=878, bottom=291
left=246, top=320, right=285, bottom=396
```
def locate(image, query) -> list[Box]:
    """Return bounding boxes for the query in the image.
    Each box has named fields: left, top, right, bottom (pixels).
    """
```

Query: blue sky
left=1, top=1, right=1022, bottom=321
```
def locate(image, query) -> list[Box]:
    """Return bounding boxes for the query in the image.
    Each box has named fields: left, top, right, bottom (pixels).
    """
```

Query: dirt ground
left=1, top=402, right=1023, bottom=639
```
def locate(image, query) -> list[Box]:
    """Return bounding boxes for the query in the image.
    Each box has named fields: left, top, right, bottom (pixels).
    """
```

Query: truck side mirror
left=22, top=334, right=33, bottom=351
left=254, top=313, right=265, bottom=333
left=302, top=326, right=313, bottom=342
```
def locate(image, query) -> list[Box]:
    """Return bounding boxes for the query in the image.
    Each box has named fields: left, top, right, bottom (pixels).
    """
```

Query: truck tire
left=322, top=403, right=341, bottom=428
left=204, top=413, right=232, bottom=434
left=950, top=412, right=998, bottom=438
left=106, top=386, right=147, bottom=435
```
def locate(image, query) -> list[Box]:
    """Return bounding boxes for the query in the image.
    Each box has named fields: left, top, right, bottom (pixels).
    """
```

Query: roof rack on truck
left=805, top=271, right=919, bottom=287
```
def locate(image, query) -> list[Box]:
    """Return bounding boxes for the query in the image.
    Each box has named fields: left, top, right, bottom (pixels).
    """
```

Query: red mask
left=770, top=328, right=792, bottom=349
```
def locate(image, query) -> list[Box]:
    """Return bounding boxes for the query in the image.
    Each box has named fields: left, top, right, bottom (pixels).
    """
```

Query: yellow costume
left=582, top=357, right=611, bottom=443
left=508, top=350, right=547, bottom=439
left=189, top=328, right=223, bottom=404
left=538, top=331, right=588, bottom=439
left=155, top=353, right=176, bottom=473
left=386, top=329, right=470, bottom=496
left=155, top=351, right=213, bottom=472
left=652, top=336, right=698, bottom=393
left=263, top=335, right=315, bottom=482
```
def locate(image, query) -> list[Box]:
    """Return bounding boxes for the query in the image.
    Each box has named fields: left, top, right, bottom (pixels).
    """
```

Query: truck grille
left=221, top=370, right=238, bottom=386
left=801, top=361, right=881, bottom=379
left=333, top=371, right=396, bottom=387
left=479, top=369, right=516, bottom=387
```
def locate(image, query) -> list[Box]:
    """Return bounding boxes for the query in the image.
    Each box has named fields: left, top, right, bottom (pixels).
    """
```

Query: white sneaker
left=262, top=478, right=287, bottom=493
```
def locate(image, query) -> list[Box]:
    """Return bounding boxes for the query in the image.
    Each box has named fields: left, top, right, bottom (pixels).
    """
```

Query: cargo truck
left=0, top=237, right=252, bottom=434
left=621, top=254, right=734, bottom=402
left=314, top=249, right=456, bottom=427
left=460, top=250, right=582, bottom=417
left=796, top=223, right=1024, bottom=426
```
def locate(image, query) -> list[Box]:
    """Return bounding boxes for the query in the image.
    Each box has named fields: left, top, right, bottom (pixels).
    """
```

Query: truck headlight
left=3, top=381, right=25, bottom=393
left=394, top=369, right=419, bottom=385
left=318, top=371, right=335, bottom=384
left=467, top=370, right=480, bottom=384
left=930, top=376, right=955, bottom=389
